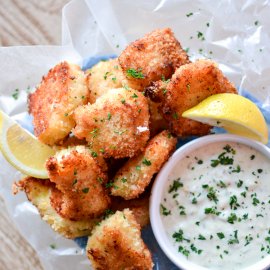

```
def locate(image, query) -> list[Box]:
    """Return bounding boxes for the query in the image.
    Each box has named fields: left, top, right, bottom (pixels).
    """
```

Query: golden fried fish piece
left=111, top=191, right=150, bottom=228
left=111, top=130, right=177, bottom=200
left=73, top=88, right=150, bottom=159
left=86, top=58, right=127, bottom=103
left=86, top=209, right=153, bottom=270
left=16, top=177, right=99, bottom=238
left=148, top=100, right=168, bottom=136
left=119, top=28, right=190, bottom=91
left=46, top=146, right=110, bottom=220
left=160, top=59, right=238, bottom=136
left=28, top=62, right=89, bottom=145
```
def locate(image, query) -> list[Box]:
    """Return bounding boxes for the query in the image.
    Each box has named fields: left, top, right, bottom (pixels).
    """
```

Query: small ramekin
left=150, top=134, right=270, bottom=270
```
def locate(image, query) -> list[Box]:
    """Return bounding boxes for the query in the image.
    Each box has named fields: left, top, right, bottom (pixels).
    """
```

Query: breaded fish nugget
left=16, top=177, right=99, bottom=238
left=111, top=130, right=177, bottom=200
left=73, top=88, right=150, bottom=159
left=86, top=58, right=127, bottom=103
left=28, top=62, right=89, bottom=145
left=87, top=209, right=153, bottom=270
left=161, top=59, right=238, bottom=136
left=119, top=28, right=190, bottom=91
left=46, top=146, right=110, bottom=220
left=148, top=100, right=168, bottom=136
left=111, top=192, right=150, bottom=228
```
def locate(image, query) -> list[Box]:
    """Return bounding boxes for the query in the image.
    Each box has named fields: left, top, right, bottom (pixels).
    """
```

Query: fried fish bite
left=86, top=209, right=153, bottom=270
left=157, top=59, right=238, bottom=136
left=46, top=146, right=110, bottom=220
left=148, top=100, right=168, bottom=136
left=111, top=130, right=177, bottom=200
left=73, top=88, right=150, bottom=159
left=16, top=177, right=99, bottom=238
left=86, top=58, right=127, bottom=103
left=111, top=192, right=150, bottom=228
left=118, top=28, right=190, bottom=91
left=28, top=62, right=89, bottom=145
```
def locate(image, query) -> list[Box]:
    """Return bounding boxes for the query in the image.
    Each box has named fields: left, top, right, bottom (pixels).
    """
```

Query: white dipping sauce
left=161, top=142, right=270, bottom=269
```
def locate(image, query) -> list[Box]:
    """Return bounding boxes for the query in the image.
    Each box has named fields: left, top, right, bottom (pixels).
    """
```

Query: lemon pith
left=0, top=110, right=55, bottom=178
left=182, top=93, right=268, bottom=144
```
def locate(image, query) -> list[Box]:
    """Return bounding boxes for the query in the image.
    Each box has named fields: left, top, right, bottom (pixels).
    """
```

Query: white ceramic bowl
left=150, top=134, right=270, bottom=270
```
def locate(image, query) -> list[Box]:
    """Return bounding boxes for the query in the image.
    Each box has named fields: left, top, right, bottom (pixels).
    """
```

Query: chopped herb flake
left=160, top=204, right=171, bottom=216
left=126, top=68, right=144, bottom=79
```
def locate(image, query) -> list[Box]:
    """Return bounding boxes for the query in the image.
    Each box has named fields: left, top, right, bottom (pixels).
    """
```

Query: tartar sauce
left=161, top=142, right=270, bottom=269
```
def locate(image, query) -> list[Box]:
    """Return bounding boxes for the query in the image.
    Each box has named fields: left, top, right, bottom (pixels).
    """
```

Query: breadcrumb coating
left=16, top=177, right=99, bottom=238
left=111, top=192, right=150, bottom=228
left=161, top=59, right=238, bottom=136
left=148, top=100, right=168, bottom=136
left=86, top=58, right=127, bottom=103
left=46, top=146, right=110, bottom=220
left=111, top=130, right=177, bottom=200
left=86, top=209, right=153, bottom=270
left=28, top=62, right=89, bottom=145
left=119, top=28, right=190, bottom=91
left=73, top=88, right=150, bottom=159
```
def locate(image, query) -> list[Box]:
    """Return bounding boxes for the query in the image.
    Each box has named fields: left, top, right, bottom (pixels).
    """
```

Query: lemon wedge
left=182, top=93, right=268, bottom=144
left=0, top=110, right=55, bottom=178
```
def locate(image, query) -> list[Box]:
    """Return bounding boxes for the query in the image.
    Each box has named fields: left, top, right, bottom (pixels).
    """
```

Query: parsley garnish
left=217, top=232, right=225, bottom=239
left=103, top=71, right=111, bottom=80
left=142, top=158, right=151, bottom=166
left=126, top=68, right=144, bottom=79
left=103, top=209, right=114, bottom=219
left=121, top=177, right=127, bottom=183
left=204, top=207, right=220, bottom=216
left=90, top=128, right=99, bottom=138
left=228, top=230, right=239, bottom=244
left=237, top=179, right=243, bottom=188
left=50, top=244, right=56, bottom=249
left=190, top=244, right=202, bottom=254
left=172, top=229, right=190, bottom=243
left=12, top=88, right=19, bottom=100
left=72, top=179, right=78, bottom=186
left=232, top=165, right=241, bottom=173
left=82, top=187, right=89, bottom=193
left=198, top=234, right=206, bottom=240
left=105, top=181, right=118, bottom=189
left=192, top=198, right=198, bottom=204
left=160, top=204, right=171, bottom=216
left=179, top=205, right=186, bottom=215
left=206, top=186, right=219, bottom=204
left=197, top=31, right=205, bottom=41
left=227, top=213, right=237, bottom=224
left=229, top=195, right=240, bottom=210
left=168, top=178, right=183, bottom=193
left=245, top=234, right=253, bottom=246
left=217, top=180, right=227, bottom=188
left=179, top=246, right=190, bottom=257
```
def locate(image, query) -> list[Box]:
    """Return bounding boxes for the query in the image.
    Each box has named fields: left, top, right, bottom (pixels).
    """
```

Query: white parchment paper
left=1, top=0, right=270, bottom=269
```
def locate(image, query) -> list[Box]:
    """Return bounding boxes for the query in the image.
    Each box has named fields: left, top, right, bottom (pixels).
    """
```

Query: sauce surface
left=161, top=142, right=270, bottom=269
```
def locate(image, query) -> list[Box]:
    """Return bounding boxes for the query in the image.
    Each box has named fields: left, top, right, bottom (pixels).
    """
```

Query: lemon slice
left=0, top=110, right=55, bottom=178
left=182, top=93, right=268, bottom=144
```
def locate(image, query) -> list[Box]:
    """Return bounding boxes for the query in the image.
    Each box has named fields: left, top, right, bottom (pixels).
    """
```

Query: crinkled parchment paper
left=1, top=0, right=270, bottom=269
